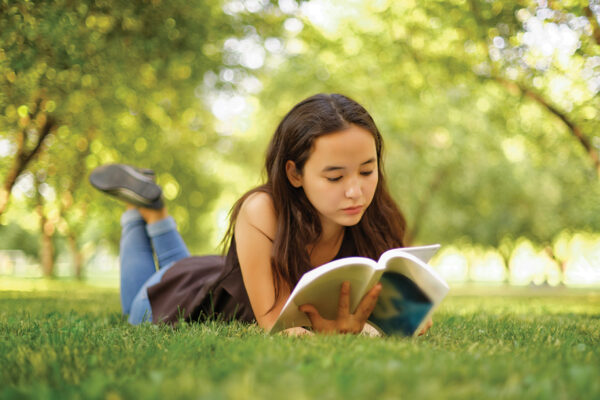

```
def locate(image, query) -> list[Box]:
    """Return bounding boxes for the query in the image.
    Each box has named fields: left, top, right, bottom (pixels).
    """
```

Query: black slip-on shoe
left=89, top=164, right=164, bottom=209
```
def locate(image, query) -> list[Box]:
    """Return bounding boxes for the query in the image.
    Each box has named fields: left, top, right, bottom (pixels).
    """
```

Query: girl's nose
left=345, top=180, right=362, bottom=199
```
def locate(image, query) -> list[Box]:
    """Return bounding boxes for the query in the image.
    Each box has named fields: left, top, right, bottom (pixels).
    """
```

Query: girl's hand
left=418, top=318, right=433, bottom=336
left=281, top=327, right=314, bottom=336
left=299, top=281, right=382, bottom=334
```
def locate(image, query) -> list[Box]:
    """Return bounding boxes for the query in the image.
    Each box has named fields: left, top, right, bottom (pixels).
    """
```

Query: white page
left=393, top=244, right=441, bottom=264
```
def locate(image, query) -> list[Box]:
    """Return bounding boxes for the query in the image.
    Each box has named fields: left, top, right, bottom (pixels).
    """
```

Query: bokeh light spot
left=134, top=137, right=147, bottom=153
left=17, top=106, right=28, bottom=118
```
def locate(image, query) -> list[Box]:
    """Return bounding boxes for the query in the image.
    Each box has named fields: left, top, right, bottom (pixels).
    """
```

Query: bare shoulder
left=234, top=191, right=286, bottom=329
left=237, top=191, right=277, bottom=240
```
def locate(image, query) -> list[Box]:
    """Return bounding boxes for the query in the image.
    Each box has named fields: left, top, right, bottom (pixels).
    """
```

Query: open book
left=270, top=244, right=449, bottom=336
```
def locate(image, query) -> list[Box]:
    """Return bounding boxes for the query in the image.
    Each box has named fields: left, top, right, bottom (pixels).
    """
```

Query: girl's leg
left=127, top=263, right=173, bottom=324
left=119, top=209, right=157, bottom=315
left=127, top=215, right=190, bottom=325
left=145, top=216, right=190, bottom=269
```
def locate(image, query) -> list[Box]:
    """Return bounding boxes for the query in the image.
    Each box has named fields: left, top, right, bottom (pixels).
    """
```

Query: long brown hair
left=223, top=93, right=406, bottom=308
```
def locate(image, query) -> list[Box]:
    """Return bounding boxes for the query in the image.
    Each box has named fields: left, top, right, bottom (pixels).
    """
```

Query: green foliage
left=0, top=0, right=275, bottom=256
left=246, top=0, right=600, bottom=246
left=1, top=281, right=599, bottom=399
left=0, top=222, right=38, bottom=257
left=2, top=0, right=600, bottom=270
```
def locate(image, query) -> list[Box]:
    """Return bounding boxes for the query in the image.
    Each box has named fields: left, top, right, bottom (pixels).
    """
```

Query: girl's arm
left=234, top=192, right=383, bottom=337
left=234, top=192, right=290, bottom=331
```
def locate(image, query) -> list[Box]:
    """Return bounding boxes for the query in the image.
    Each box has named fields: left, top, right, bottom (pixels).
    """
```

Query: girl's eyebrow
left=321, top=158, right=376, bottom=172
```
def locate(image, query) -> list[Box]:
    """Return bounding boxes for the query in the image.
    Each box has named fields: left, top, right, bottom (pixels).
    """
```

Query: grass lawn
left=1, top=278, right=599, bottom=400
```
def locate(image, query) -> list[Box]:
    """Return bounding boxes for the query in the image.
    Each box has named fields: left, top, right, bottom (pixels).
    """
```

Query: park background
left=2, top=0, right=600, bottom=288
left=1, top=1, right=600, bottom=400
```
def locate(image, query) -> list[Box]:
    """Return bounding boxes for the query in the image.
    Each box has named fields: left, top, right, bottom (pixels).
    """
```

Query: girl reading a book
left=90, top=93, right=432, bottom=336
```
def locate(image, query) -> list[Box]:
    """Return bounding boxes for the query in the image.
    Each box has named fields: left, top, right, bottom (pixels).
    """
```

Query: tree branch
left=493, top=76, right=600, bottom=176
left=584, top=6, right=600, bottom=46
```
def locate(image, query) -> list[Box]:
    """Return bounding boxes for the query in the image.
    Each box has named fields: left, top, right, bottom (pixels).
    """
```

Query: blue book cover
left=369, top=272, right=433, bottom=336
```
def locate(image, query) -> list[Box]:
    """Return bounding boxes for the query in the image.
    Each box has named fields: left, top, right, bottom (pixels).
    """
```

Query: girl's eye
left=360, top=171, right=374, bottom=176
left=327, top=176, right=343, bottom=182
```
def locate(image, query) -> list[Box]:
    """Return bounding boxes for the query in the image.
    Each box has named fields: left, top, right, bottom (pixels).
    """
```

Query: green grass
left=1, top=279, right=599, bottom=400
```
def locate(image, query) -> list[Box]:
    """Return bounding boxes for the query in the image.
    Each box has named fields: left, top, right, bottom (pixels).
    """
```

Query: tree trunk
left=35, top=174, right=55, bottom=277
left=40, top=222, right=55, bottom=277
left=68, top=234, right=84, bottom=280
left=544, top=245, right=566, bottom=286
left=0, top=111, right=55, bottom=215
left=59, top=141, right=92, bottom=280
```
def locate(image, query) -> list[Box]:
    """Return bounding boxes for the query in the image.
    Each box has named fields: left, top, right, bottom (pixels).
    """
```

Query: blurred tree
left=235, top=0, right=600, bottom=247
left=3, top=0, right=600, bottom=276
left=0, top=222, right=39, bottom=258
left=0, top=0, right=287, bottom=274
left=466, top=0, right=600, bottom=174
left=34, top=169, right=54, bottom=277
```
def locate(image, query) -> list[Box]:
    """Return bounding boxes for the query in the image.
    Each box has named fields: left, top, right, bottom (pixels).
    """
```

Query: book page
left=270, top=258, right=379, bottom=332
left=384, top=244, right=441, bottom=264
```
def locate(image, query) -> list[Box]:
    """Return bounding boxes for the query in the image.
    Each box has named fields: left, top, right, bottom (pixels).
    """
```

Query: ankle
left=138, top=207, right=169, bottom=224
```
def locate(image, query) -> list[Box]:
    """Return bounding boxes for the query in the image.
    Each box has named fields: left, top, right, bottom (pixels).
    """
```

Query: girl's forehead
left=309, top=125, right=377, bottom=163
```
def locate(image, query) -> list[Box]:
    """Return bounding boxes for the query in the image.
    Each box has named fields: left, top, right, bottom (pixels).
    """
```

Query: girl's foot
left=89, top=164, right=164, bottom=209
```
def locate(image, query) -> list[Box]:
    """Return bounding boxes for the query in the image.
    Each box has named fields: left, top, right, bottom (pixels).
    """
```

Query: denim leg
left=128, top=263, right=175, bottom=325
left=121, top=216, right=190, bottom=325
left=119, top=209, right=157, bottom=315
left=145, top=216, right=190, bottom=269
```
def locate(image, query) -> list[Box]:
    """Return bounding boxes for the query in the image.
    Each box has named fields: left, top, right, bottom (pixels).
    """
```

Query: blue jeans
left=120, top=209, right=190, bottom=324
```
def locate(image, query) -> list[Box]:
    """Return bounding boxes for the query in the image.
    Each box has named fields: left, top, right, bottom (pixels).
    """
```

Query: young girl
left=90, top=93, right=431, bottom=336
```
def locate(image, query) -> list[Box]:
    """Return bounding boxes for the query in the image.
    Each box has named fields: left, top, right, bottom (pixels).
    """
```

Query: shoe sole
left=89, top=164, right=162, bottom=207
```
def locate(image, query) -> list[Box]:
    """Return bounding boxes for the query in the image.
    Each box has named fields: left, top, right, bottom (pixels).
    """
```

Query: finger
left=299, top=304, right=324, bottom=326
left=354, top=283, right=382, bottom=320
left=300, top=304, right=336, bottom=334
left=337, top=281, right=351, bottom=319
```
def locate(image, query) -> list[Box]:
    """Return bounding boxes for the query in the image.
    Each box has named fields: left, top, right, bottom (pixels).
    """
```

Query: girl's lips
left=342, top=206, right=363, bottom=215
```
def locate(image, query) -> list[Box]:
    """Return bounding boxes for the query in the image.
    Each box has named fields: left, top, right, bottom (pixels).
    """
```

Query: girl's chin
left=335, top=213, right=364, bottom=226
left=319, top=209, right=367, bottom=229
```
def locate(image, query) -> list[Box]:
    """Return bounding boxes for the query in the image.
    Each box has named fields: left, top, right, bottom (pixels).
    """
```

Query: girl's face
left=287, top=124, right=379, bottom=230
